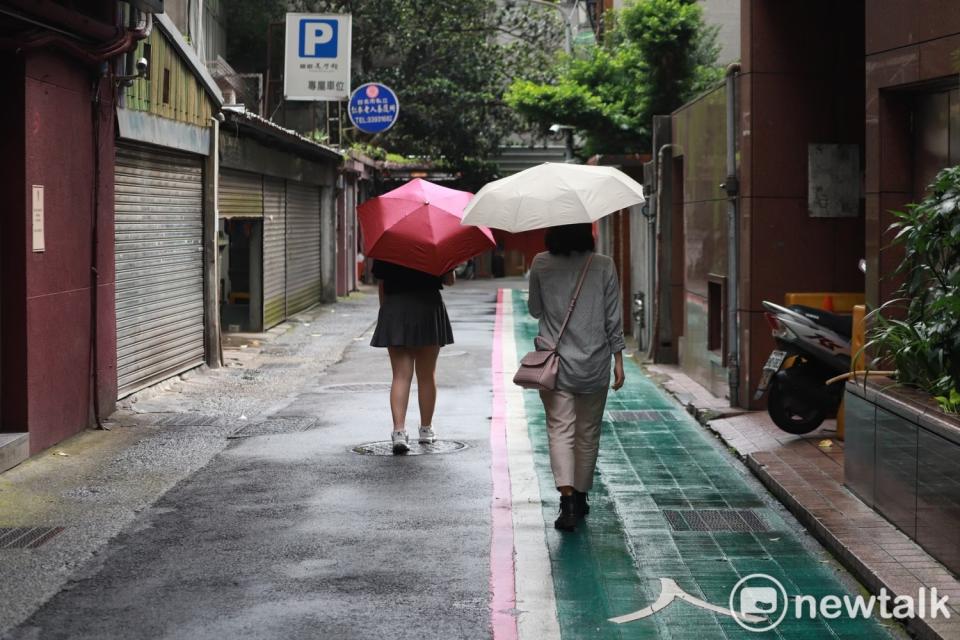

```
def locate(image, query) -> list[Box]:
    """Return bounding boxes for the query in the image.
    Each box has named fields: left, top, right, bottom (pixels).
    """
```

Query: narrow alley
left=3, top=2, right=960, bottom=639
left=0, top=282, right=909, bottom=639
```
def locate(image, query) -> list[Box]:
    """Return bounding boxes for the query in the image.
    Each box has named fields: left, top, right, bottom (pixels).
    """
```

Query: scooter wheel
left=767, top=380, right=825, bottom=434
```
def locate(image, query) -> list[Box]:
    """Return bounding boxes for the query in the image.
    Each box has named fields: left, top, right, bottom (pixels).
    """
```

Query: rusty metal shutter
left=219, top=170, right=263, bottom=218
left=263, top=177, right=286, bottom=329
left=115, top=144, right=205, bottom=397
left=285, top=181, right=321, bottom=315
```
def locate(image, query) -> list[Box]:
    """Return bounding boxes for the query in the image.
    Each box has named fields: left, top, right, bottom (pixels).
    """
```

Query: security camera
left=549, top=123, right=562, bottom=134
left=114, top=56, right=149, bottom=87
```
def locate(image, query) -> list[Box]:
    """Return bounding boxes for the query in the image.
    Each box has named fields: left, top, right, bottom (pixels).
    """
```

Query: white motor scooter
left=753, top=301, right=853, bottom=434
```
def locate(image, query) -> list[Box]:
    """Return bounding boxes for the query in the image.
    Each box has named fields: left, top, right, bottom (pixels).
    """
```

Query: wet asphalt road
left=5, top=284, right=500, bottom=640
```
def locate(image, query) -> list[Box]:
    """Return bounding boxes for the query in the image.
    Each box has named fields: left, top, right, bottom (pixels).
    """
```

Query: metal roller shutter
left=263, top=177, right=286, bottom=328
left=285, top=182, right=321, bottom=315
left=115, top=144, right=205, bottom=397
left=219, top=170, right=263, bottom=218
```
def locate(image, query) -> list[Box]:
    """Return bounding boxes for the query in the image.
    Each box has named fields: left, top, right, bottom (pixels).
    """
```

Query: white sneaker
left=418, top=426, right=436, bottom=444
left=391, top=430, right=409, bottom=454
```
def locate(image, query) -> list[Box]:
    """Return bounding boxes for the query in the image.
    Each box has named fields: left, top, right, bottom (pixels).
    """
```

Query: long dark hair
left=544, top=223, right=595, bottom=256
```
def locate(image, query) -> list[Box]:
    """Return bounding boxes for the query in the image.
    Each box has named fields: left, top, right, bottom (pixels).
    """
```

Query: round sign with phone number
left=348, top=83, right=400, bottom=134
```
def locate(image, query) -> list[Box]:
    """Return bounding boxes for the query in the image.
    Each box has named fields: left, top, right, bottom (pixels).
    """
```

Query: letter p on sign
left=299, top=19, right=338, bottom=57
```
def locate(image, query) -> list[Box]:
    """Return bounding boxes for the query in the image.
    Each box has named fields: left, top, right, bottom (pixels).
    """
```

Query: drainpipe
left=646, top=142, right=677, bottom=362
left=722, top=62, right=741, bottom=407
left=205, top=115, right=222, bottom=369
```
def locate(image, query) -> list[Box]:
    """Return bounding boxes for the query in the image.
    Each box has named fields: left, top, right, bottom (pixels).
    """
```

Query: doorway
left=0, top=49, right=30, bottom=469
left=912, top=87, right=960, bottom=198
left=1, top=233, right=4, bottom=432
left=219, top=218, right=263, bottom=333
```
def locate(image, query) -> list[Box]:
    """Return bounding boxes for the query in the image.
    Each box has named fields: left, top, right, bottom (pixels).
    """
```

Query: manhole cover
left=439, top=350, right=468, bottom=358
left=0, top=527, right=65, bottom=549
left=319, top=383, right=398, bottom=393
left=607, top=410, right=684, bottom=422
left=663, top=509, right=769, bottom=532
left=352, top=440, right=468, bottom=456
left=228, top=417, right=324, bottom=439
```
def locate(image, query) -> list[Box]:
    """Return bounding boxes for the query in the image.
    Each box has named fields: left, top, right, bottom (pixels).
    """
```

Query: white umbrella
left=460, top=162, right=645, bottom=232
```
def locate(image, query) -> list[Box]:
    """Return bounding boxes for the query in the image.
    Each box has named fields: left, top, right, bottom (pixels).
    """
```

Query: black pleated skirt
left=370, top=289, right=454, bottom=348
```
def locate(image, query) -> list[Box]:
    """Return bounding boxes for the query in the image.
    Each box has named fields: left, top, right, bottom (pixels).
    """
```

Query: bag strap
left=555, top=253, right=595, bottom=345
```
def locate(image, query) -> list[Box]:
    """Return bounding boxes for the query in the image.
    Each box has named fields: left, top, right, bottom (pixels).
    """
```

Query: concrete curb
left=746, top=455, right=950, bottom=640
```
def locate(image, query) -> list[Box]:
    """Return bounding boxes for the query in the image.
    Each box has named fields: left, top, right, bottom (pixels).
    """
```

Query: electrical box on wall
left=808, top=143, right=861, bottom=218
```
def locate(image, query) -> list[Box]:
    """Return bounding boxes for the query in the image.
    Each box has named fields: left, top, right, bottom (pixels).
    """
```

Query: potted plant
left=844, top=165, right=960, bottom=575
left=867, top=164, right=960, bottom=409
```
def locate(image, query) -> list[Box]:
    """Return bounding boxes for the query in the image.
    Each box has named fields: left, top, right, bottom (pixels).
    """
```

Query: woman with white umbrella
left=528, top=223, right=626, bottom=531
left=462, top=162, right=645, bottom=532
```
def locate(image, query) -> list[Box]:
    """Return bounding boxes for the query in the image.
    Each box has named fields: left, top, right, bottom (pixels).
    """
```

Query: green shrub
left=867, top=165, right=960, bottom=412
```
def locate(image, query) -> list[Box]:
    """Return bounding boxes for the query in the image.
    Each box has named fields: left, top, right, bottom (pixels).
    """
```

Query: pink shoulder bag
left=513, top=254, right=594, bottom=391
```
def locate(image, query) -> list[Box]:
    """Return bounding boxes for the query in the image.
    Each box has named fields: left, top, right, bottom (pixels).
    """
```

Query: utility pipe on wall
left=206, top=116, right=223, bottom=368
left=647, top=142, right=678, bottom=362
left=723, top=62, right=741, bottom=407
left=0, top=6, right=148, bottom=64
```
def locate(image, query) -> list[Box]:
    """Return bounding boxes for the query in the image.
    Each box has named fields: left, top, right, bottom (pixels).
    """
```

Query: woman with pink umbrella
left=359, top=179, right=495, bottom=454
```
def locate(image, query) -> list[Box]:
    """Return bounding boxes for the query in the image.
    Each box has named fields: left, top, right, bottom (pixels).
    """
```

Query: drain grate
left=228, top=417, right=324, bottom=439
left=352, top=440, right=468, bottom=456
left=607, top=409, right=684, bottom=422
left=0, top=527, right=65, bottom=549
left=664, top=509, right=769, bottom=533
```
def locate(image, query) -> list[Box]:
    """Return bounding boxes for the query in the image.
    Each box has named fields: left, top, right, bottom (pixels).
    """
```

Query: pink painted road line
left=490, top=288, right=518, bottom=640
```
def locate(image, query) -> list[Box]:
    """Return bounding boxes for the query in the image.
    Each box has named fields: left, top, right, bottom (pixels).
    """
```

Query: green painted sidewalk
left=511, top=290, right=898, bottom=640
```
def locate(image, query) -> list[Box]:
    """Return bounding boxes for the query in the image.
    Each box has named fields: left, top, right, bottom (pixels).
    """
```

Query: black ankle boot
left=554, top=495, right=577, bottom=532
left=574, top=491, right=590, bottom=518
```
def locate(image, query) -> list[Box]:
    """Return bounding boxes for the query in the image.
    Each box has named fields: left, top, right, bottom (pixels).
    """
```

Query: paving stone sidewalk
left=648, top=363, right=960, bottom=640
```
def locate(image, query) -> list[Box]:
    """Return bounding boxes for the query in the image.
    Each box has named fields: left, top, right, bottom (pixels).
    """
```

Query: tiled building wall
left=864, top=1, right=960, bottom=308
left=5, top=51, right=118, bottom=453
left=736, top=0, right=866, bottom=408
left=672, top=84, right=730, bottom=398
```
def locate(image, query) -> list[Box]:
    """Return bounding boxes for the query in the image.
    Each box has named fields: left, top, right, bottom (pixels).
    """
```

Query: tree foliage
left=505, top=0, right=722, bottom=156
left=226, top=0, right=564, bottom=186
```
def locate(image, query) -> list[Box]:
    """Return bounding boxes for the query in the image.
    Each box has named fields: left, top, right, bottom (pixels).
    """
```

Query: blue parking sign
left=284, top=13, right=352, bottom=101
left=299, top=18, right=338, bottom=58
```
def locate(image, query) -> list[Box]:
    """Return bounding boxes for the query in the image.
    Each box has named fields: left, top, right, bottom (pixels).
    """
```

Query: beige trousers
left=538, top=388, right=609, bottom=492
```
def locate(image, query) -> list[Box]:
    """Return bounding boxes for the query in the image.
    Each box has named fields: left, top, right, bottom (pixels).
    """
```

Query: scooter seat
left=789, top=305, right=853, bottom=340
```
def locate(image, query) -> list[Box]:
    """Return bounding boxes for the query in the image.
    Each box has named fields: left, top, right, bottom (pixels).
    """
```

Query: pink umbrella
left=358, top=178, right=496, bottom=276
